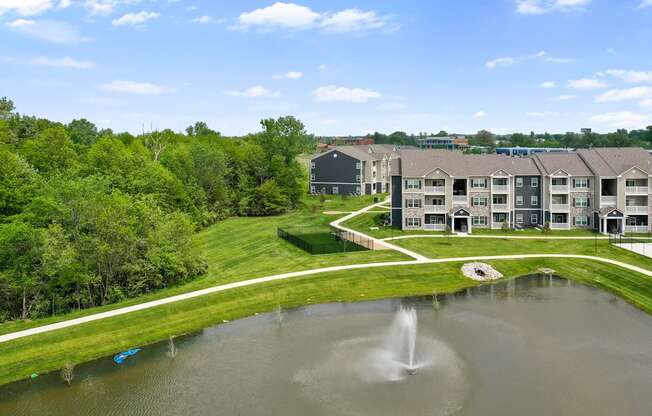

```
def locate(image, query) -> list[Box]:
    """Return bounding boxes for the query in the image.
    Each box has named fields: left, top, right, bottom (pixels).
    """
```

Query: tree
left=473, top=130, right=495, bottom=147
left=60, top=361, right=75, bottom=386
left=0, top=147, right=37, bottom=217
left=248, top=180, right=289, bottom=216
left=0, top=97, right=14, bottom=120
left=21, top=126, right=78, bottom=173
left=186, top=121, right=218, bottom=138
left=67, top=119, right=98, bottom=146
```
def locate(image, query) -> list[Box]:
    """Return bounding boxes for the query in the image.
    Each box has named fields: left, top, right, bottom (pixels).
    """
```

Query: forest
left=0, top=97, right=313, bottom=322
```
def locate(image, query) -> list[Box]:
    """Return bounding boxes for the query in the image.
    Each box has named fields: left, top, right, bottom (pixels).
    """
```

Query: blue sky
left=1, top=0, right=652, bottom=135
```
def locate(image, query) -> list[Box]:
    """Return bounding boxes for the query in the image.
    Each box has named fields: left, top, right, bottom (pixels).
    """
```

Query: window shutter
left=587, top=197, right=590, bottom=207
left=572, top=217, right=576, bottom=226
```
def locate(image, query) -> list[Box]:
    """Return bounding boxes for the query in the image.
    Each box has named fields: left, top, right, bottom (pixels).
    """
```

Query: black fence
left=609, top=233, right=652, bottom=245
left=277, top=227, right=372, bottom=254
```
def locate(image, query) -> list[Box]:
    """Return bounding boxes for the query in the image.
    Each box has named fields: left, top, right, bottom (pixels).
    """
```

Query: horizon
left=2, top=0, right=652, bottom=135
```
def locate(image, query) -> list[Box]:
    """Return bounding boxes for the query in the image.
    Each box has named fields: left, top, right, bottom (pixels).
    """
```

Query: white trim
left=618, top=165, right=650, bottom=178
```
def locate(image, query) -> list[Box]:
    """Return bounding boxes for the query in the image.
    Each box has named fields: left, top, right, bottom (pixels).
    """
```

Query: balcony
left=600, top=196, right=617, bottom=207
left=492, top=185, right=509, bottom=193
left=492, top=203, right=509, bottom=211
left=423, top=223, right=446, bottom=231
left=626, top=205, right=649, bottom=214
left=550, top=185, right=570, bottom=193
left=424, top=204, right=447, bottom=213
left=625, top=225, right=649, bottom=233
left=626, top=186, right=648, bottom=194
left=550, top=222, right=569, bottom=229
left=452, top=195, right=468, bottom=206
left=424, top=186, right=446, bottom=194
left=550, top=203, right=570, bottom=211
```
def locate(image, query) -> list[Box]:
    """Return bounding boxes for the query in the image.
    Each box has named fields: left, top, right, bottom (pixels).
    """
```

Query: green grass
left=393, top=236, right=652, bottom=270
left=342, top=212, right=443, bottom=238
left=1, top=258, right=651, bottom=386
left=0, top=194, right=407, bottom=336
left=471, top=227, right=599, bottom=236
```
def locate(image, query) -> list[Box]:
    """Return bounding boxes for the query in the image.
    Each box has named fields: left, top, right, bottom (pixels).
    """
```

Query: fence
left=277, top=227, right=370, bottom=254
left=609, top=233, right=651, bottom=245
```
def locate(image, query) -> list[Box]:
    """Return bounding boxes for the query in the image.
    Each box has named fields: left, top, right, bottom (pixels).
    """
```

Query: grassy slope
left=1, top=258, right=651, bottom=386
left=393, top=237, right=652, bottom=270
left=0, top=195, right=408, bottom=336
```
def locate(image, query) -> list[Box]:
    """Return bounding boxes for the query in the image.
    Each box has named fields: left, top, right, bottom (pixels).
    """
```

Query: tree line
left=0, top=97, right=313, bottom=322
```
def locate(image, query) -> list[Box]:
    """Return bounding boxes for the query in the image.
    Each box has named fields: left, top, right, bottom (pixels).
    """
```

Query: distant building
left=417, top=135, right=468, bottom=149
left=581, top=128, right=592, bottom=135
left=333, top=136, right=375, bottom=146
left=495, top=147, right=574, bottom=157
left=309, top=144, right=399, bottom=195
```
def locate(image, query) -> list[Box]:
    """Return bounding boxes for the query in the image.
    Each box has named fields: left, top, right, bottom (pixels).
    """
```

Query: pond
left=1, top=275, right=652, bottom=416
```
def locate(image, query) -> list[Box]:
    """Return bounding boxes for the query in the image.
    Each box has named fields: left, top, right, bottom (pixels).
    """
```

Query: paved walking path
left=1, top=200, right=651, bottom=345
left=616, top=243, right=652, bottom=259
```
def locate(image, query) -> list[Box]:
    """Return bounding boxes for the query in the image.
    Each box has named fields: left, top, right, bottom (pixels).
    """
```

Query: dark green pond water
left=1, top=275, right=652, bottom=416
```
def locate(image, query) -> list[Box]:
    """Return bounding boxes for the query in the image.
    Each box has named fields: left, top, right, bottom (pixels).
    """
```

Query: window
left=356, top=175, right=361, bottom=182
left=531, top=214, right=538, bottom=224
left=405, top=199, right=421, bottom=208
left=356, top=186, right=361, bottom=194
left=529, top=195, right=538, bottom=206
left=332, top=186, right=339, bottom=194
left=473, top=216, right=488, bottom=226
left=310, top=161, right=315, bottom=169
left=405, top=217, right=421, bottom=227
left=573, top=178, right=589, bottom=189
left=372, top=183, right=376, bottom=190
left=310, top=174, right=315, bottom=181
left=310, top=185, right=316, bottom=194
left=355, top=162, right=361, bottom=169
left=574, top=216, right=589, bottom=226
left=431, top=197, right=445, bottom=206
left=516, top=177, right=523, bottom=188
left=405, top=179, right=422, bottom=190
left=471, top=178, right=487, bottom=188
left=493, top=196, right=507, bottom=205
left=551, top=178, right=566, bottom=186
left=516, top=195, right=523, bottom=206
left=516, top=214, right=524, bottom=224
left=531, top=177, right=539, bottom=187
left=472, top=196, right=487, bottom=206
left=574, top=196, right=589, bottom=208
left=626, top=179, right=636, bottom=187
left=373, top=171, right=377, bottom=178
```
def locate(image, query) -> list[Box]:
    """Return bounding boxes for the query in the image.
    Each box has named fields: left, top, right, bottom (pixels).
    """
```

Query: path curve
left=1, top=253, right=650, bottom=344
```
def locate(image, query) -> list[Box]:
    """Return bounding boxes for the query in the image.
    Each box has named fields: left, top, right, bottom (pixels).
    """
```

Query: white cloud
left=31, top=56, right=95, bottom=69
left=550, top=94, right=577, bottom=101
left=486, top=57, right=516, bottom=69
left=5, top=19, right=86, bottom=43
left=604, top=69, right=652, bottom=84
left=595, top=86, right=652, bottom=102
left=515, top=0, right=591, bottom=15
left=473, top=111, right=488, bottom=118
left=224, top=85, right=280, bottom=98
left=313, top=85, right=381, bottom=103
left=486, top=50, right=571, bottom=69
left=273, top=71, right=303, bottom=79
left=233, top=2, right=396, bottom=33
left=639, top=99, right=652, bottom=109
left=540, top=81, right=556, bottom=88
left=526, top=111, right=560, bottom=117
left=638, top=0, right=652, bottom=8
left=568, top=78, right=607, bottom=89
left=0, top=0, right=55, bottom=16
left=85, top=0, right=116, bottom=16
left=112, top=11, right=160, bottom=26
left=99, top=80, right=176, bottom=95
left=190, top=15, right=223, bottom=24
left=318, top=64, right=328, bottom=71
left=236, top=2, right=320, bottom=29
left=320, top=8, right=396, bottom=33
left=588, top=111, right=651, bottom=128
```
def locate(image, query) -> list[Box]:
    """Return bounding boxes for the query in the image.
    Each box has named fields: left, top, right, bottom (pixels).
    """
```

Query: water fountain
left=383, top=307, right=419, bottom=376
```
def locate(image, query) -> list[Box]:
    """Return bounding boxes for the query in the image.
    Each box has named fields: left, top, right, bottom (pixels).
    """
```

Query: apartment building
left=309, top=144, right=398, bottom=195
left=390, top=150, right=541, bottom=232
left=391, top=147, right=652, bottom=234
left=576, top=148, right=651, bottom=234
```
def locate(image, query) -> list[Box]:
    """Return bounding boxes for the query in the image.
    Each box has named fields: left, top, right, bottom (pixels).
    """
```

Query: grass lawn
left=471, top=227, right=599, bottom=237
left=1, top=258, right=651, bottom=386
left=393, top=236, right=652, bottom=270
left=0, top=194, right=408, bottom=336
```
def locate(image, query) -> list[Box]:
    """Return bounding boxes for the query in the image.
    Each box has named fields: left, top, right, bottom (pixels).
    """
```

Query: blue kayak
left=113, top=348, right=141, bottom=364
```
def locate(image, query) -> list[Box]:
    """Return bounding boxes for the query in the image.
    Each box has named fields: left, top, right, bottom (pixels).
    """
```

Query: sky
left=1, top=0, right=652, bottom=136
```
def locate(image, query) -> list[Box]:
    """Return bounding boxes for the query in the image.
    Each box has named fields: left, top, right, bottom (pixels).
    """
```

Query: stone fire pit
left=461, top=262, right=503, bottom=281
